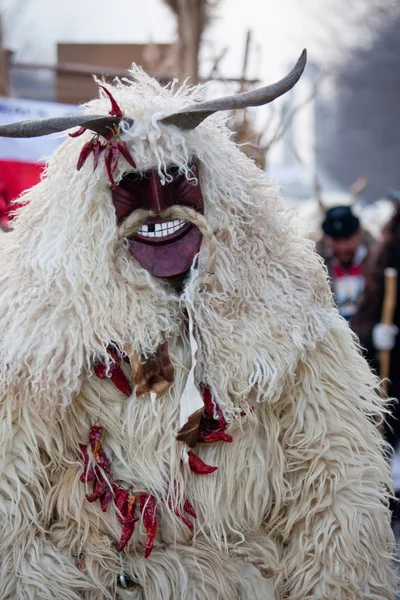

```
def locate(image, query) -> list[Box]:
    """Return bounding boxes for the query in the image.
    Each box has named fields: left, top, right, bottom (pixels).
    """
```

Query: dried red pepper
left=86, top=476, right=107, bottom=503
left=202, top=386, right=227, bottom=430
left=167, top=493, right=196, bottom=531
left=139, top=493, right=158, bottom=558
left=100, top=483, right=114, bottom=512
left=88, top=424, right=104, bottom=446
left=69, top=126, right=86, bottom=138
left=118, top=141, right=136, bottom=169
left=118, top=494, right=138, bottom=551
left=94, top=354, right=132, bottom=397
left=178, top=512, right=194, bottom=531
left=188, top=451, right=218, bottom=475
left=92, top=139, right=104, bottom=171
left=110, top=142, right=120, bottom=172
left=79, top=444, right=96, bottom=482
left=98, top=84, right=123, bottom=118
left=183, top=498, right=197, bottom=519
left=88, top=425, right=112, bottom=474
left=104, top=147, right=114, bottom=186
left=198, top=431, right=233, bottom=444
left=77, top=141, right=94, bottom=171
left=110, top=368, right=132, bottom=396
left=115, top=487, right=130, bottom=524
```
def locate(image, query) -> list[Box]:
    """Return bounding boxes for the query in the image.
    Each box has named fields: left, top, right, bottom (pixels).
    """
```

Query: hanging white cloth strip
left=176, top=303, right=204, bottom=453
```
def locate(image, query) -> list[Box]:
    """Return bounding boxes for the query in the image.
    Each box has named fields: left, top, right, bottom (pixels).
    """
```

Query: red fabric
left=333, top=263, right=364, bottom=278
left=0, top=159, right=44, bottom=225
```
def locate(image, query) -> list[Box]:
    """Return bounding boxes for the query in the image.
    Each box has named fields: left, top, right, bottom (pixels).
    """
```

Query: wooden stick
left=380, top=267, right=398, bottom=393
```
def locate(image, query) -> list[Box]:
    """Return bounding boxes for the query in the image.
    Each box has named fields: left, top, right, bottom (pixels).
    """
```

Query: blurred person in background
left=352, top=199, right=400, bottom=523
left=318, top=205, right=375, bottom=321
left=352, top=200, right=400, bottom=447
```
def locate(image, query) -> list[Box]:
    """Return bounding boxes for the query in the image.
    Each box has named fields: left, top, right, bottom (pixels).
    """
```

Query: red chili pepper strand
left=69, top=126, right=86, bottom=138
left=76, top=141, right=94, bottom=171
left=92, top=140, right=104, bottom=171
left=94, top=362, right=108, bottom=378
left=88, top=425, right=112, bottom=474
left=104, top=147, right=115, bottom=186
left=90, top=441, right=111, bottom=473
left=94, top=360, right=132, bottom=397
left=183, top=498, right=197, bottom=519
left=178, top=513, right=194, bottom=531
left=188, top=451, right=218, bottom=475
left=88, top=425, right=103, bottom=446
left=86, top=475, right=107, bottom=503
left=139, top=493, right=158, bottom=558
left=110, top=367, right=132, bottom=397
left=79, top=444, right=96, bottom=482
left=110, top=141, right=120, bottom=173
left=198, top=431, right=233, bottom=444
left=167, top=495, right=195, bottom=532
left=115, top=487, right=129, bottom=524
left=118, top=494, right=139, bottom=552
left=202, top=387, right=227, bottom=430
left=98, top=84, right=123, bottom=118
left=100, top=483, right=114, bottom=512
left=118, top=142, right=136, bottom=168
left=118, top=519, right=138, bottom=552
left=94, top=352, right=119, bottom=378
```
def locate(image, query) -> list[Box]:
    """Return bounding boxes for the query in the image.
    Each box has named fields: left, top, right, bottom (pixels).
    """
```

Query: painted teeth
left=137, top=220, right=187, bottom=238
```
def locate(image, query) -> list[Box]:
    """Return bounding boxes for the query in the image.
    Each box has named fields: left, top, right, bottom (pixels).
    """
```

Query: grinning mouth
left=137, top=219, right=187, bottom=238
left=134, top=217, right=192, bottom=245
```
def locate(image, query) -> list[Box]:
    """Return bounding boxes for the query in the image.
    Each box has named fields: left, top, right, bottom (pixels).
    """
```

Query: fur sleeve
left=275, top=324, right=396, bottom=600
left=0, top=401, right=92, bottom=598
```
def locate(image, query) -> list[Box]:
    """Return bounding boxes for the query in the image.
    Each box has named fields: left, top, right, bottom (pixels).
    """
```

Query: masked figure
left=0, top=52, right=395, bottom=600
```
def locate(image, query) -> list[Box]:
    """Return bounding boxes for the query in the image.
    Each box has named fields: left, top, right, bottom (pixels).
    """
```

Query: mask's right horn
left=160, top=49, right=307, bottom=131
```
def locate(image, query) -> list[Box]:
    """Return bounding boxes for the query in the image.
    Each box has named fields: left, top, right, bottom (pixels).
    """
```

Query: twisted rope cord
left=227, top=543, right=279, bottom=579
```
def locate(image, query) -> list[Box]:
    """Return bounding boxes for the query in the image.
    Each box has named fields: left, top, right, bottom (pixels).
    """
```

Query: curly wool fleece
left=0, top=67, right=395, bottom=599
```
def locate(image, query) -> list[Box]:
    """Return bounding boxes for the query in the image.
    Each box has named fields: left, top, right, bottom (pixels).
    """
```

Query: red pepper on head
left=69, top=126, right=86, bottom=138
left=104, top=147, right=114, bottom=186
left=188, top=451, right=218, bottom=475
left=98, top=83, right=123, bottom=118
left=118, top=141, right=136, bottom=169
left=92, top=140, right=105, bottom=171
left=110, top=141, right=120, bottom=173
left=77, top=141, right=95, bottom=171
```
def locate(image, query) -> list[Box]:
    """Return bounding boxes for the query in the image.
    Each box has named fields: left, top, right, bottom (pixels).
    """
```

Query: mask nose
left=144, top=172, right=169, bottom=213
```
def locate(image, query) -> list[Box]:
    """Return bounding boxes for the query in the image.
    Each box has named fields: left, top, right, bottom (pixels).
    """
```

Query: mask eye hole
left=124, top=171, right=142, bottom=183
left=168, top=164, right=181, bottom=177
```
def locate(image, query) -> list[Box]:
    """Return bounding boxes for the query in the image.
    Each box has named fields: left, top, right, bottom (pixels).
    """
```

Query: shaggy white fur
left=0, top=67, right=396, bottom=599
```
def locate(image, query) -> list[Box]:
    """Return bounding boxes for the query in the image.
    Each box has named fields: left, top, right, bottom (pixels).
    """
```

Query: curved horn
left=161, top=49, right=307, bottom=131
left=0, top=114, right=134, bottom=138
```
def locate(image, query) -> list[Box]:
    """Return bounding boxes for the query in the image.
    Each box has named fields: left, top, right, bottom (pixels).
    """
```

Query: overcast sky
left=0, top=0, right=373, bottom=84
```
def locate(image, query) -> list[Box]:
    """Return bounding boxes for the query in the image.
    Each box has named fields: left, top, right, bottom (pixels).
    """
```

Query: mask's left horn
left=0, top=114, right=133, bottom=138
